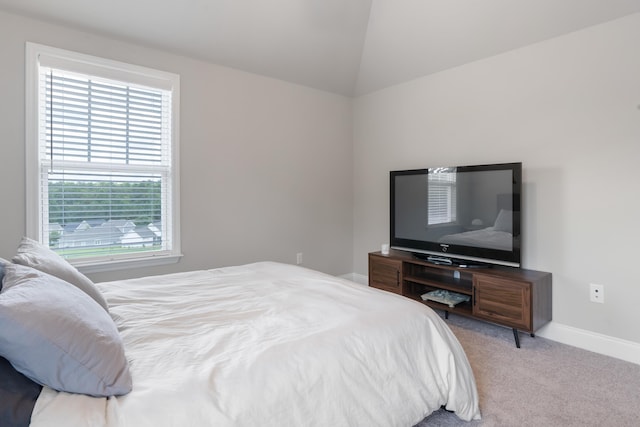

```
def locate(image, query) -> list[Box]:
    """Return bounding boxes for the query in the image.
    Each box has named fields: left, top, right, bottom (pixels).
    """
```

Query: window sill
left=73, top=253, right=183, bottom=274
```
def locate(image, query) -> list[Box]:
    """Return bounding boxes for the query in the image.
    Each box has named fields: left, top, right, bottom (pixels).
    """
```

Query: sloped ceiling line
left=0, top=0, right=639, bottom=96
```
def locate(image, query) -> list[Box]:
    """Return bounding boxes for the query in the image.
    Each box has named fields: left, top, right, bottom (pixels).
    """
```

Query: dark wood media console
left=368, top=250, right=552, bottom=348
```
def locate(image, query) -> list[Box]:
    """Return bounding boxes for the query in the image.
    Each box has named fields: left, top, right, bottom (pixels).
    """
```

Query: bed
left=438, top=226, right=512, bottom=250
left=438, top=208, right=515, bottom=251
left=1, top=239, right=480, bottom=427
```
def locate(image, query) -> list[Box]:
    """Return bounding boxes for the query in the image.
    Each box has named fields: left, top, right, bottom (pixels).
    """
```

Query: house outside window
left=26, top=43, right=181, bottom=272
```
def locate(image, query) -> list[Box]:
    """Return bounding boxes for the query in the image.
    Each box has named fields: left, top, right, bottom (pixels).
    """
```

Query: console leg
left=445, top=310, right=449, bottom=320
left=513, top=328, right=521, bottom=348
left=531, top=333, right=535, bottom=338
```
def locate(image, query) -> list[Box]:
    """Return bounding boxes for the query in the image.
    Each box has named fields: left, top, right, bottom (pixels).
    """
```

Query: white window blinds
left=427, top=168, right=457, bottom=225
left=27, top=43, right=180, bottom=269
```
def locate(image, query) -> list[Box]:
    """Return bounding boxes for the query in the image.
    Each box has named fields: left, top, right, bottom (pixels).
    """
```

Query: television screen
left=390, top=162, right=521, bottom=267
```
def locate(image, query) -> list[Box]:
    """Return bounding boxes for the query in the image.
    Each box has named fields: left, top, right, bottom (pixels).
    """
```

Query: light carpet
left=415, top=314, right=640, bottom=426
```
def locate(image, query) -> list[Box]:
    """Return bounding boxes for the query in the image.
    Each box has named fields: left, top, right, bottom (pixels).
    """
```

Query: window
left=26, top=43, right=181, bottom=272
left=427, top=168, right=457, bottom=225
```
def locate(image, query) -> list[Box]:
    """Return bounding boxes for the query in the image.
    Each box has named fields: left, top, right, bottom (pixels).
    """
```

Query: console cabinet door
left=473, top=274, right=531, bottom=331
left=368, top=255, right=402, bottom=294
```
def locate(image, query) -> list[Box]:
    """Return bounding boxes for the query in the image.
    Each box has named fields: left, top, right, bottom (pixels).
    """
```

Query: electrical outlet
left=590, top=283, right=604, bottom=303
left=296, top=252, right=303, bottom=265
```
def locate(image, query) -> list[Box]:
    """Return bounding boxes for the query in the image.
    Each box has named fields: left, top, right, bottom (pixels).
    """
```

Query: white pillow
left=493, top=209, right=513, bottom=233
left=0, top=263, right=132, bottom=397
left=12, top=237, right=108, bottom=311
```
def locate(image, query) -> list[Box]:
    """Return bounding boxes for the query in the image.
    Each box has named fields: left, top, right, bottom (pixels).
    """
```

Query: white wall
left=353, top=14, right=640, bottom=346
left=0, top=10, right=354, bottom=280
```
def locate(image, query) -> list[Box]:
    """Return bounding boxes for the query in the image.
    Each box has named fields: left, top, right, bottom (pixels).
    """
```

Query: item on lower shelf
left=421, top=289, right=470, bottom=308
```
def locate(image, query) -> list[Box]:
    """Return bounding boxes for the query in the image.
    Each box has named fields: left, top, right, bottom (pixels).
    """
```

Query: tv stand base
left=369, top=250, right=552, bottom=348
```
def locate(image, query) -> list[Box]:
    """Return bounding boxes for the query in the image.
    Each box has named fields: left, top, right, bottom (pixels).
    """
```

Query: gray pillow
left=0, top=356, right=41, bottom=427
left=0, top=263, right=132, bottom=397
left=0, top=257, right=10, bottom=292
left=12, top=237, right=109, bottom=311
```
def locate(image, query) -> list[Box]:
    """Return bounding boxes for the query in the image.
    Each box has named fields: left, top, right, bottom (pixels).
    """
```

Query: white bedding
left=30, top=262, right=480, bottom=426
left=439, top=227, right=512, bottom=251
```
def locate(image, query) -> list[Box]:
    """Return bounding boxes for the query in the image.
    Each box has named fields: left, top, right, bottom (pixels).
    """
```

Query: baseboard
left=343, top=272, right=640, bottom=366
left=339, top=272, right=368, bottom=285
left=536, top=322, right=640, bottom=366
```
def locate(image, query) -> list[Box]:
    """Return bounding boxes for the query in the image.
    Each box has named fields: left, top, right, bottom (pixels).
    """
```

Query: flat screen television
left=390, top=162, right=522, bottom=267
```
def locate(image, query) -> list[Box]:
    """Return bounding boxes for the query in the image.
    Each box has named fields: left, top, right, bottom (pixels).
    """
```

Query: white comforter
left=439, top=227, right=513, bottom=251
left=30, top=262, right=480, bottom=426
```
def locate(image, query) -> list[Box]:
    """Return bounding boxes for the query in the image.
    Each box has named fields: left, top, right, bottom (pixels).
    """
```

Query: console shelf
left=369, top=250, right=552, bottom=348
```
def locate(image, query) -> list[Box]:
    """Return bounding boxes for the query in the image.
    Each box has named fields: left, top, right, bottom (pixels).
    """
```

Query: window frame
left=25, top=42, right=181, bottom=273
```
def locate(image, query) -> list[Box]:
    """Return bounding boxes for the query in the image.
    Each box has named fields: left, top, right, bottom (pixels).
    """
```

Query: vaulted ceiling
left=1, top=0, right=639, bottom=96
